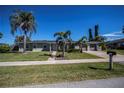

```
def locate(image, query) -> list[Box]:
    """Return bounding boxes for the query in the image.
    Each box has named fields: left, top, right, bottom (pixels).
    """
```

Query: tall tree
left=82, top=36, right=88, bottom=51
left=94, top=35, right=106, bottom=42
left=76, top=37, right=83, bottom=53
left=99, top=36, right=107, bottom=50
left=54, top=30, right=71, bottom=57
left=82, top=36, right=87, bottom=43
left=95, top=24, right=99, bottom=41
left=0, top=32, right=3, bottom=39
left=76, top=36, right=87, bottom=53
left=9, top=10, right=36, bottom=53
left=15, top=35, right=31, bottom=43
left=122, top=26, right=124, bottom=34
left=89, top=28, right=93, bottom=41
left=65, top=30, right=72, bottom=51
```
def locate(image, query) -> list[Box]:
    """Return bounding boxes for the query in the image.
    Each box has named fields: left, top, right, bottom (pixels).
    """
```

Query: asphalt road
left=19, top=77, right=124, bottom=88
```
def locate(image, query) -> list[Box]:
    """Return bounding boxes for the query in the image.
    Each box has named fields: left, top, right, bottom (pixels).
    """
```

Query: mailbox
left=107, top=51, right=116, bottom=56
left=107, top=50, right=117, bottom=70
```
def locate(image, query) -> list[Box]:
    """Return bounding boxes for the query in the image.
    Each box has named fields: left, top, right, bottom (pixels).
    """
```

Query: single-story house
left=15, top=40, right=102, bottom=52
left=106, top=38, right=124, bottom=49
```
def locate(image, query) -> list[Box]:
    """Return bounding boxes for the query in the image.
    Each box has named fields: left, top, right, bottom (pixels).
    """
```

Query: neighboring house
left=106, top=38, right=124, bottom=49
left=15, top=40, right=102, bottom=52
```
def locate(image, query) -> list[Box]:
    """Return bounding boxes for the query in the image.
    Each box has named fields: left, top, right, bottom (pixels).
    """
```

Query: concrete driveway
left=84, top=51, right=124, bottom=65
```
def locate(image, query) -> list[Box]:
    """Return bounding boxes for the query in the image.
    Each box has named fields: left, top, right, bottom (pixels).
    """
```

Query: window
left=44, top=45, right=47, bottom=48
left=33, top=45, right=36, bottom=48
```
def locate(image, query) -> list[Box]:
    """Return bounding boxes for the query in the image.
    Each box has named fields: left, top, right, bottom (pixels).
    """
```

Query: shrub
left=0, top=44, right=10, bottom=53
left=57, top=49, right=63, bottom=52
left=56, top=52, right=63, bottom=57
left=99, top=43, right=107, bottom=50
left=67, top=49, right=80, bottom=53
left=101, top=45, right=107, bottom=50
left=117, top=46, right=124, bottom=49
left=12, top=45, right=19, bottom=51
left=44, top=53, right=52, bottom=56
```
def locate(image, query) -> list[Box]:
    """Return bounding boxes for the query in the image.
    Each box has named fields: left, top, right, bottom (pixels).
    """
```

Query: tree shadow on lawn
left=88, top=66, right=113, bottom=71
left=39, top=53, right=51, bottom=57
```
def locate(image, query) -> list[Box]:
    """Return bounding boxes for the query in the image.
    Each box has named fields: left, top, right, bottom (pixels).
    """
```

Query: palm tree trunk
left=23, top=34, right=27, bottom=53
left=56, top=43, right=58, bottom=51
left=81, top=44, right=83, bottom=53
left=86, top=44, right=88, bottom=51
left=63, top=43, right=65, bottom=57
left=80, top=44, right=83, bottom=53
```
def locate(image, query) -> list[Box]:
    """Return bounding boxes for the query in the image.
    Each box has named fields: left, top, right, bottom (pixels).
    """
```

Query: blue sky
left=0, top=5, right=124, bottom=45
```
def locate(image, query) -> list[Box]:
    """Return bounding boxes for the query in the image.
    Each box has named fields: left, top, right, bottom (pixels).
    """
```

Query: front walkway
left=19, top=77, right=124, bottom=88
left=48, top=51, right=56, bottom=61
left=0, top=59, right=108, bottom=66
left=0, top=51, right=123, bottom=67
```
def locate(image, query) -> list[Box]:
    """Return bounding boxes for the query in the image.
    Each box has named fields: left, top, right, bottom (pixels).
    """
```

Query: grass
left=0, top=51, right=101, bottom=62
left=65, top=52, right=101, bottom=59
left=113, top=49, right=124, bottom=55
left=105, top=49, right=124, bottom=55
left=0, top=62, right=124, bottom=87
left=0, top=52, right=50, bottom=62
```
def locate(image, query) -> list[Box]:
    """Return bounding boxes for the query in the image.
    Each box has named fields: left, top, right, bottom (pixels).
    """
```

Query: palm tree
left=65, top=30, right=72, bottom=51
left=76, top=36, right=87, bottom=53
left=89, top=28, right=93, bottom=41
left=66, top=30, right=71, bottom=39
left=94, top=24, right=99, bottom=37
left=95, top=36, right=101, bottom=42
left=122, top=26, right=124, bottom=34
left=99, top=36, right=107, bottom=50
left=15, top=35, right=31, bottom=43
left=54, top=30, right=71, bottom=57
left=76, top=37, right=83, bottom=53
left=95, top=36, right=106, bottom=42
left=0, top=32, right=3, bottom=39
left=9, top=10, right=36, bottom=53
left=82, top=36, right=88, bottom=51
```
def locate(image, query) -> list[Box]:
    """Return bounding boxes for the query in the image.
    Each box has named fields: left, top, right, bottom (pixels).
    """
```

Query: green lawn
left=65, top=52, right=101, bottom=59
left=105, top=49, right=124, bottom=55
left=114, top=50, right=124, bottom=55
left=0, top=52, right=50, bottom=62
left=0, top=62, right=124, bottom=87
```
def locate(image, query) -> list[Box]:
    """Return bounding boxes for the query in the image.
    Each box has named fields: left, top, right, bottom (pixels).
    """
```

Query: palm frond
left=54, top=32, right=62, bottom=37
left=56, top=37, right=63, bottom=43
left=66, top=30, right=71, bottom=36
left=10, top=10, right=37, bottom=37
left=0, top=32, right=3, bottom=39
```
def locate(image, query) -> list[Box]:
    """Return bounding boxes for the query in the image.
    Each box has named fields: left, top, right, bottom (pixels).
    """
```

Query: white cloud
left=102, top=31, right=123, bottom=37
left=102, top=31, right=124, bottom=41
